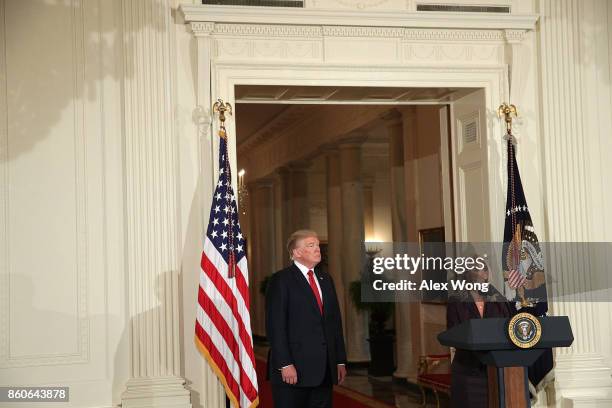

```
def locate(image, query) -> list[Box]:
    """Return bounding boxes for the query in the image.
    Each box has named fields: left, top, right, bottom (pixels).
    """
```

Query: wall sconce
left=237, top=169, right=248, bottom=216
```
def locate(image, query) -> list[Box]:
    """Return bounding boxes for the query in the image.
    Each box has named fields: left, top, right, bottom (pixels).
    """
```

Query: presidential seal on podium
left=508, top=312, right=542, bottom=348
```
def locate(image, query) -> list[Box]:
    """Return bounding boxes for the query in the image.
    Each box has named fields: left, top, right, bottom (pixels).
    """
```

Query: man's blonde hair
left=286, top=229, right=318, bottom=260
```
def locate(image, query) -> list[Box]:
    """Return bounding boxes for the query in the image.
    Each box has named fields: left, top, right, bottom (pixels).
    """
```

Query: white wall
left=3, top=0, right=612, bottom=406
left=0, top=0, right=128, bottom=406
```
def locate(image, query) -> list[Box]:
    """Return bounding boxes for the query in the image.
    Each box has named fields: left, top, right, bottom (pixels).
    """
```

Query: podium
left=438, top=316, right=573, bottom=408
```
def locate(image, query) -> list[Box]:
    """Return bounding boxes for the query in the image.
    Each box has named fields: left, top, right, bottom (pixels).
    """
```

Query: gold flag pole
left=498, top=102, right=530, bottom=308
left=212, top=98, right=237, bottom=278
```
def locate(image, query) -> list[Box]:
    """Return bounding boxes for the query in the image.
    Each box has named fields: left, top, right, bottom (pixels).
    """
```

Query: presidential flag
left=502, top=135, right=553, bottom=399
left=195, top=128, right=259, bottom=408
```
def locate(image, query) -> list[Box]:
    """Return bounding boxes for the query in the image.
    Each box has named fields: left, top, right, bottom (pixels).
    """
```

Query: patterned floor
left=341, top=368, right=450, bottom=408
left=254, top=345, right=449, bottom=408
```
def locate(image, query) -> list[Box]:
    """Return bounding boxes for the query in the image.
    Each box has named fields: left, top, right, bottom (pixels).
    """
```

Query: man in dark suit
left=265, top=229, right=347, bottom=408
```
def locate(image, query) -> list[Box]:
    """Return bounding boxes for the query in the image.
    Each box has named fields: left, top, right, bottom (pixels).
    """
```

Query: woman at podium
left=446, top=263, right=516, bottom=408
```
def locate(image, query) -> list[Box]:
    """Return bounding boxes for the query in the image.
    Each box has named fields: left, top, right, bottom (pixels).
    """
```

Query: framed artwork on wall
left=418, top=227, right=447, bottom=304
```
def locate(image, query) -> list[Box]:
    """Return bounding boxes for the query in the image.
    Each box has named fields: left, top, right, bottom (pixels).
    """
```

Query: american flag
left=195, top=131, right=259, bottom=408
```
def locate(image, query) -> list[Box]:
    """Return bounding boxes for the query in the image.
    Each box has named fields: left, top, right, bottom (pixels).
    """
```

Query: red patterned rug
left=255, top=357, right=394, bottom=408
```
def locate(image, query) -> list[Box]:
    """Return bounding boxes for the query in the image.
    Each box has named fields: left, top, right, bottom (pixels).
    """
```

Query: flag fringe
left=194, top=334, right=260, bottom=408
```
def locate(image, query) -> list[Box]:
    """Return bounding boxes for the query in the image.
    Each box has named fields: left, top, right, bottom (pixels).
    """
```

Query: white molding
left=200, top=24, right=509, bottom=65
left=189, top=21, right=215, bottom=36
left=403, top=28, right=505, bottom=41
left=214, top=23, right=323, bottom=37
left=323, top=25, right=404, bottom=37
left=179, top=4, right=538, bottom=30
left=504, top=28, right=526, bottom=43
left=193, top=22, right=510, bottom=42
left=0, top=0, right=90, bottom=369
left=0, top=0, right=9, bottom=372
left=1, top=0, right=128, bottom=404
left=213, top=64, right=506, bottom=230
left=122, top=376, right=191, bottom=408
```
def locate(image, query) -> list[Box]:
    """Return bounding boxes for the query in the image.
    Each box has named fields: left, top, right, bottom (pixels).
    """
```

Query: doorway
left=233, top=84, right=489, bottom=406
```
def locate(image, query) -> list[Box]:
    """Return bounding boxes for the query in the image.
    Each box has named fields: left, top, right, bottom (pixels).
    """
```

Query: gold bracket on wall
left=497, top=103, right=518, bottom=135
left=213, top=98, right=232, bottom=139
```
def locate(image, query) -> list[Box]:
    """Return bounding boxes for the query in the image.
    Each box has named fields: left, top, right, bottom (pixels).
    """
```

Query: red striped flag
left=507, top=267, right=527, bottom=289
left=195, top=130, right=258, bottom=408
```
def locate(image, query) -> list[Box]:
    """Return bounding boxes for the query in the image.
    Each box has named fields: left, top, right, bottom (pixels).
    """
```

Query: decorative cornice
left=190, top=22, right=215, bottom=36
left=179, top=4, right=538, bottom=31
left=404, top=28, right=504, bottom=41
left=193, top=22, right=508, bottom=43
left=504, top=29, right=527, bottom=43
left=214, top=23, right=322, bottom=37
left=322, top=26, right=404, bottom=37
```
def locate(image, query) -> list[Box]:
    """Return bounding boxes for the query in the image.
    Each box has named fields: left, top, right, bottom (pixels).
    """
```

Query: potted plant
left=349, top=279, right=395, bottom=376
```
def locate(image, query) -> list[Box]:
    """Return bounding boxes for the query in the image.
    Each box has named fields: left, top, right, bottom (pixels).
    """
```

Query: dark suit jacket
left=265, top=264, right=347, bottom=387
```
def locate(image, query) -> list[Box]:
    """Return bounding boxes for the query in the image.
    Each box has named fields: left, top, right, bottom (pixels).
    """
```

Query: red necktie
left=307, top=270, right=323, bottom=315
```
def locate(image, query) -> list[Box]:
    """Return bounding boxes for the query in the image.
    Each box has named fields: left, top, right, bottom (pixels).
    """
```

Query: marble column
left=121, top=1, right=190, bottom=407
left=249, top=180, right=276, bottom=337
left=277, top=167, right=293, bottom=265
left=402, top=107, right=419, bottom=244
left=363, top=181, right=375, bottom=241
left=382, top=110, right=414, bottom=380
left=273, top=172, right=285, bottom=270
left=539, top=1, right=612, bottom=405
left=403, top=107, right=421, bottom=380
left=289, top=161, right=311, bottom=231
left=339, top=139, right=370, bottom=362
left=326, top=149, right=346, bottom=339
